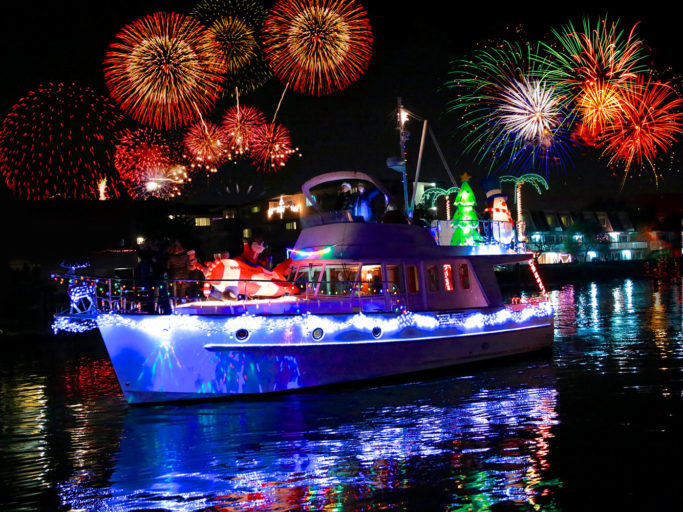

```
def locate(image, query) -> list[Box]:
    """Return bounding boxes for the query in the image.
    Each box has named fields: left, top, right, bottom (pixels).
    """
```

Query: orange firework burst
left=577, top=80, right=624, bottom=137
left=191, top=0, right=272, bottom=95
left=263, top=0, right=373, bottom=96
left=221, top=105, right=266, bottom=154
left=250, top=122, right=296, bottom=171
left=184, top=120, right=231, bottom=173
left=115, top=128, right=189, bottom=199
left=104, top=12, right=225, bottom=130
left=601, top=77, right=683, bottom=185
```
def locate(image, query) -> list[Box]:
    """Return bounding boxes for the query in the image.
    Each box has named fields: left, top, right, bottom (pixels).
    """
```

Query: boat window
left=385, top=264, right=404, bottom=294
left=426, top=265, right=440, bottom=292
left=406, top=265, right=420, bottom=293
left=287, top=266, right=299, bottom=282
left=318, top=264, right=359, bottom=296
left=443, top=264, right=455, bottom=291
left=459, top=263, right=470, bottom=289
left=360, top=264, right=383, bottom=295
left=295, top=265, right=322, bottom=293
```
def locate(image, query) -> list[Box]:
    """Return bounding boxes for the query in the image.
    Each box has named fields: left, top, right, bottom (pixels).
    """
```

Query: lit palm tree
left=499, top=174, right=549, bottom=243
left=421, top=186, right=459, bottom=219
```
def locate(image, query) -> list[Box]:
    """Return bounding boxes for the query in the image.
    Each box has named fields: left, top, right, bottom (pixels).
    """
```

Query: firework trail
left=0, top=83, right=124, bottom=199
left=104, top=11, right=225, bottom=130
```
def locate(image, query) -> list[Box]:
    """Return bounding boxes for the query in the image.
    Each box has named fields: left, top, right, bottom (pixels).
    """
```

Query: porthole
left=372, top=327, right=382, bottom=339
left=312, top=327, right=324, bottom=341
left=235, top=328, right=249, bottom=341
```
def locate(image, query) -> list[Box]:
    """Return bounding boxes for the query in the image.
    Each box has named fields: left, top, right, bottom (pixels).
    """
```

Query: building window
left=285, top=221, right=297, bottom=230
left=251, top=206, right=261, bottom=213
left=243, top=228, right=251, bottom=239
left=223, top=209, right=236, bottom=219
left=195, top=217, right=211, bottom=227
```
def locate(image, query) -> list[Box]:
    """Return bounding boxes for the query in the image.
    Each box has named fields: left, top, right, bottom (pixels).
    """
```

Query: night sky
left=1, top=1, right=681, bottom=209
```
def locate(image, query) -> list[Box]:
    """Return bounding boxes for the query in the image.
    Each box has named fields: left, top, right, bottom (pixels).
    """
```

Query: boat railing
left=51, top=274, right=405, bottom=316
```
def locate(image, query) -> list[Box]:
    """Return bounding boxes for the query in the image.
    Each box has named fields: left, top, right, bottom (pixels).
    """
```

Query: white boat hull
left=97, top=305, right=554, bottom=404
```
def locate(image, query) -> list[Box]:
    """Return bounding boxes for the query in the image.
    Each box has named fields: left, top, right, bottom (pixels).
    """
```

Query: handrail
left=51, top=274, right=405, bottom=316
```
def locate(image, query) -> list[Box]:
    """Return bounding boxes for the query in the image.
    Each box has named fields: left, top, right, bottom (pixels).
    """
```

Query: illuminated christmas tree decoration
left=450, top=175, right=484, bottom=246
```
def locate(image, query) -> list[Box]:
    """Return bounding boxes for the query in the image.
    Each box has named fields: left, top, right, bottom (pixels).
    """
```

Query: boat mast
left=397, top=97, right=410, bottom=214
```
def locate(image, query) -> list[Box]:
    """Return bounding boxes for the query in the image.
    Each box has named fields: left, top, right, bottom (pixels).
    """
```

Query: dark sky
left=1, top=1, right=681, bottom=208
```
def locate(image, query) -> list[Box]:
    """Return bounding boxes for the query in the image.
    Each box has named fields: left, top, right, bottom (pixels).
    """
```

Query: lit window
left=443, top=264, right=454, bottom=291
left=286, top=221, right=297, bottom=230
left=251, top=206, right=261, bottom=213
left=195, top=217, right=211, bottom=227
left=243, top=228, right=252, bottom=239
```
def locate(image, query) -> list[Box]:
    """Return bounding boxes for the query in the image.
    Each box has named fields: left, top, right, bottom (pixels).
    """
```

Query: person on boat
left=167, top=240, right=191, bottom=300
left=334, top=182, right=353, bottom=211
left=352, top=181, right=380, bottom=222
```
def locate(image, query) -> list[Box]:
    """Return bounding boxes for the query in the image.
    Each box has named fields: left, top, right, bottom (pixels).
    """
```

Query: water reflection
left=57, top=363, right=559, bottom=511
left=3, top=278, right=683, bottom=510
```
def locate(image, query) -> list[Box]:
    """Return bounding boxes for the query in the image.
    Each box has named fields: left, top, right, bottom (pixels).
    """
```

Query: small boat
left=53, top=171, right=553, bottom=404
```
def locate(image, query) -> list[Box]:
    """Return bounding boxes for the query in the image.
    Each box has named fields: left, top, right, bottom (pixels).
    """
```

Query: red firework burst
left=115, top=128, right=188, bottom=199
left=250, top=122, right=296, bottom=171
left=104, top=12, right=225, bottom=130
left=184, top=120, right=231, bottom=173
left=601, top=77, right=683, bottom=172
left=0, top=83, right=124, bottom=199
left=263, top=0, right=373, bottom=95
left=221, top=105, right=266, bottom=154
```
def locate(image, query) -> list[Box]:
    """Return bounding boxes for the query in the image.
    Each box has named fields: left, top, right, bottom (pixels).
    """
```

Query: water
left=1, top=278, right=681, bottom=511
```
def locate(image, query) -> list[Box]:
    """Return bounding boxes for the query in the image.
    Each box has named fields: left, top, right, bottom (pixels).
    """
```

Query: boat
left=52, top=171, right=553, bottom=404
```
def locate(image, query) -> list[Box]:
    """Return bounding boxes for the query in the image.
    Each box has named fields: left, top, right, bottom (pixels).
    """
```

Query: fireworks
left=446, top=41, right=574, bottom=174
left=250, top=122, right=296, bottom=171
left=221, top=105, right=267, bottom=154
left=115, top=128, right=188, bottom=199
left=191, top=0, right=272, bottom=95
left=543, top=17, right=647, bottom=95
left=184, top=120, right=231, bottom=173
left=104, top=11, right=225, bottom=130
left=0, top=83, right=124, bottom=199
left=576, top=80, right=623, bottom=137
left=263, top=0, right=373, bottom=95
left=600, top=77, right=683, bottom=175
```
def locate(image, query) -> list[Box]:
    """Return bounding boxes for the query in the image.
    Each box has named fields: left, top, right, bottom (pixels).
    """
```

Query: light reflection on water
left=1, top=278, right=682, bottom=510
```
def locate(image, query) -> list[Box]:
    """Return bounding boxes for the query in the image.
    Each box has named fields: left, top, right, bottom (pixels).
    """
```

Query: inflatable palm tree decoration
left=450, top=174, right=484, bottom=246
left=499, top=174, right=549, bottom=242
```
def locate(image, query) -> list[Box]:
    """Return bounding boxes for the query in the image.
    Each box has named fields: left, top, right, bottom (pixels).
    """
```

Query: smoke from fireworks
left=0, top=83, right=124, bottom=199
left=115, top=128, right=189, bottom=199
left=104, top=11, right=225, bottom=130
left=263, top=0, right=373, bottom=96
left=221, top=105, right=267, bottom=154
left=250, top=122, right=297, bottom=171
left=191, top=0, right=272, bottom=95
left=184, top=120, right=231, bottom=173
